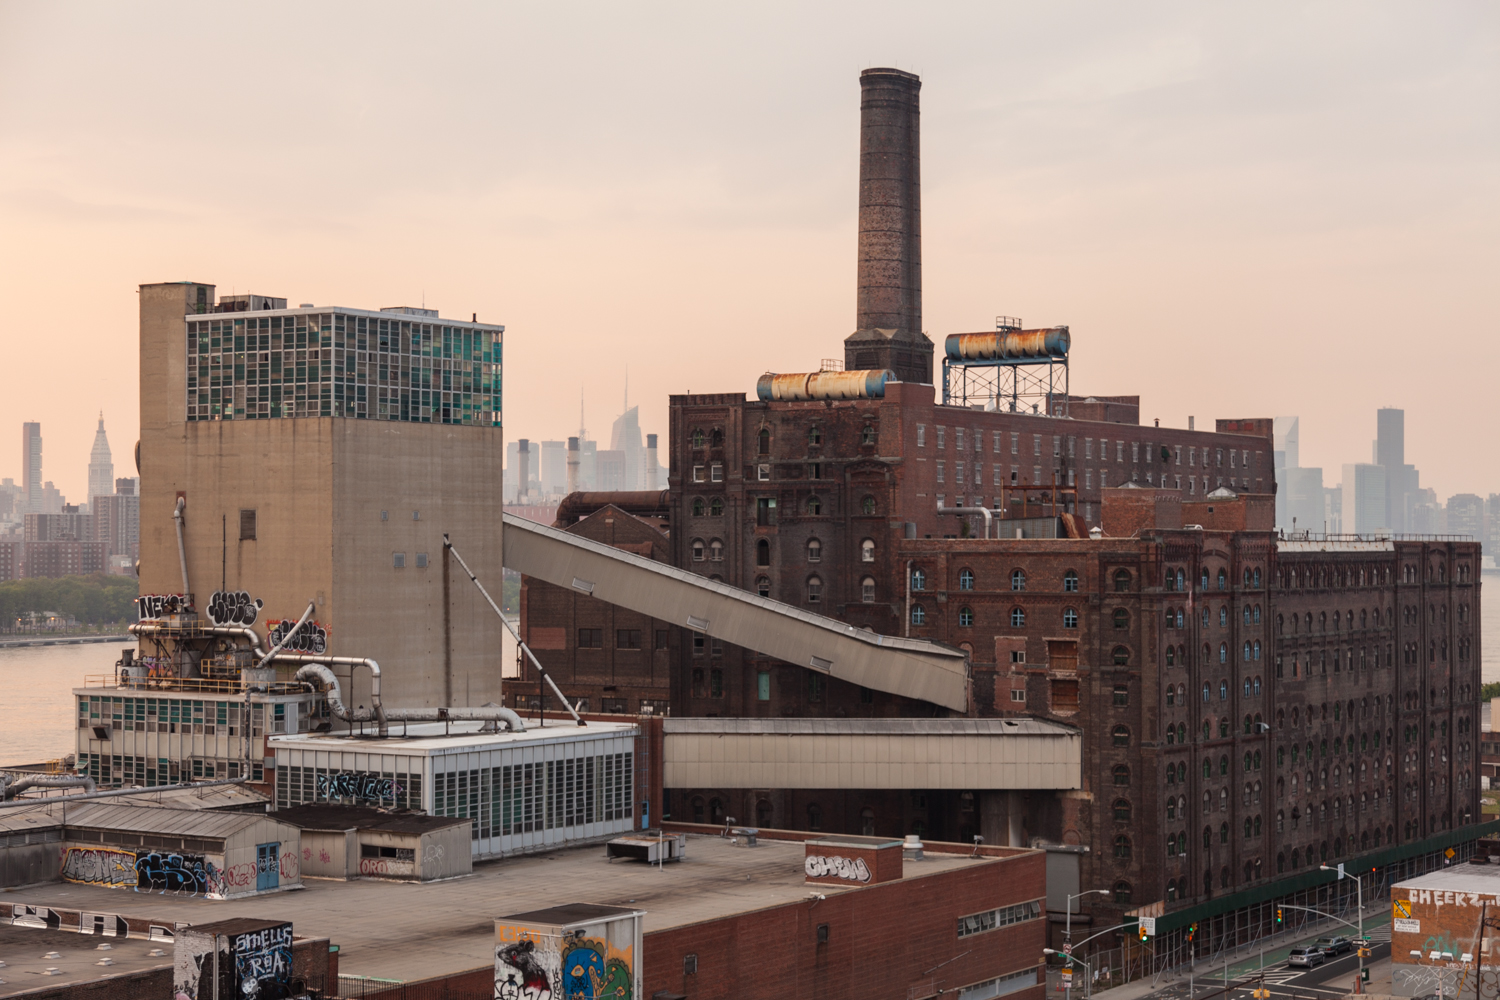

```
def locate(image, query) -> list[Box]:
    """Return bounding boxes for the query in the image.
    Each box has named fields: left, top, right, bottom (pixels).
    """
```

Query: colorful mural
left=60, top=846, right=237, bottom=898
left=496, top=920, right=638, bottom=1000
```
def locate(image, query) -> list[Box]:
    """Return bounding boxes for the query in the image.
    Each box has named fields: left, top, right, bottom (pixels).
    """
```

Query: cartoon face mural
left=564, top=939, right=632, bottom=1000
left=498, top=938, right=554, bottom=1000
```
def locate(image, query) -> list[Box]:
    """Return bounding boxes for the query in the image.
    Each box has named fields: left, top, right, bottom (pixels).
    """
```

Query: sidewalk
left=1064, top=909, right=1391, bottom=1000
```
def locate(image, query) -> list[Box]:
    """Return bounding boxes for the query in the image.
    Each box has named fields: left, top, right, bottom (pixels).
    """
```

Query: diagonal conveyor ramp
left=501, top=513, right=969, bottom=712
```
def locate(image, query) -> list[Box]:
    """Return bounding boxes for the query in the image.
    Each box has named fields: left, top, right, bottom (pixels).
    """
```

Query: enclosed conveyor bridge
left=500, top=513, right=969, bottom=712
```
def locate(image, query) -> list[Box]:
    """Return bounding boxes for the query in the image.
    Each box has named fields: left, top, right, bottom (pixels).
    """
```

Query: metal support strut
left=444, top=534, right=584, bottom=726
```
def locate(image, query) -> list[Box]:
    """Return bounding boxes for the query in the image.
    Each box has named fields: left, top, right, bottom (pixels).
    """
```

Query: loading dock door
left=256, top=843, right=279, bottom=891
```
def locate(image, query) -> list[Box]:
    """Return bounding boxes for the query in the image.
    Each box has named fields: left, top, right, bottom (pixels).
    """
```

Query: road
left=1126, top=941, right=1390, bottom=1000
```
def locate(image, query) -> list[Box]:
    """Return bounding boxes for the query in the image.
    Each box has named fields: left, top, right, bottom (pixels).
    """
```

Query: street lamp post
left=1320, top=864, right=1364, bottom=991
left=1044, top=948, right=1095, bottom=1000
left=1062, top=893, right=1110, bottom=1000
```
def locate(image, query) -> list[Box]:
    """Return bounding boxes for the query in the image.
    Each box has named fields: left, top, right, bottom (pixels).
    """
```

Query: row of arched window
left=1282, top=607, right=1392, bottom=634
left=1163, top=567, right=1263, bottom=591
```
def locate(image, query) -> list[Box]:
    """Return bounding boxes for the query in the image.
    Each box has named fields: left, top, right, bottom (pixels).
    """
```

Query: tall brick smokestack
left=845, top=67, right=932, bottom=385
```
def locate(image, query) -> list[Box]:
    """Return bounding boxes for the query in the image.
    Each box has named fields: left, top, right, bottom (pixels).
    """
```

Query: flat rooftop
left=2, top=833, right=1019, bottom=982
left=0, top=922, right=169, bottom=997
left=269, top=718, right=639, bottom=754
left=1394, top=860, right=1500, bottom=893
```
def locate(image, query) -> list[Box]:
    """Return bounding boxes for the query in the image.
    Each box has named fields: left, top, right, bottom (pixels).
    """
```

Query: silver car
left=1287, top=947, right=1326, bottom=968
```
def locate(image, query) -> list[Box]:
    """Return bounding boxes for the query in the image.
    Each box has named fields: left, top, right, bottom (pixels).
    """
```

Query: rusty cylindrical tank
left=756, top=369, right=894, bottom=402
left=944, top=328, right=1070, bottom=363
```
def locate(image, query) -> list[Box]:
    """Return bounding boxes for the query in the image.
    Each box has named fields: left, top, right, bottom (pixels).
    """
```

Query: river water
left=1, top=583, right=1496, bottom=765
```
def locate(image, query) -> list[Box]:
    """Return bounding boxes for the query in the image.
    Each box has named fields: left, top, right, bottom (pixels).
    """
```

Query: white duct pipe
left=444, top=533, right=584, bottom=726
left=172, top=496, right=191, bottom=596
left=0, top=776, right=247, bottom=810
left=0, top=773, right=97, bottom=800
left=255, top=600, right=317, bottom=670
left=129, top=622, right=267, bottom=657
left=280, top=656, right=388, bottom=735
left=937, top=505, right=994, bottom=540
left=292, top=663, right=524, bottom=734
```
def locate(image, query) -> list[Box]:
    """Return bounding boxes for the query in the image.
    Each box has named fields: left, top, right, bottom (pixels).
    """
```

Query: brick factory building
left=516, top=64, right=1492, bottom=965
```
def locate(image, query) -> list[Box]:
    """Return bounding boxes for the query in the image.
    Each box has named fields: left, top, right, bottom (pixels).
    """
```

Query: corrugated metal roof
left=63, top=802, right=280, bottom=839
left=1394, top=862, right=1500, bottom=892
left=0, top=803, right=64, bottom=833
left=662, top=717, right=1077, bottom=736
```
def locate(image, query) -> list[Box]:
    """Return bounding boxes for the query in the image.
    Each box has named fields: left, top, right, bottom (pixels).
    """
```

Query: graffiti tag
left=804, top=854, right=872, bottom=883
left=206, top=589, right=262, bottom=626
left=232, top=923, right=293, bottom=1000
left=62, top=847, right=138, bottom=888
left=136, top=851, right=213, bottom=895
left=137, top=593, right=194, bottom=619
left=266, top=618, right=330, bottom=654
left=317, top=770, right=399, bottom=803
left=359, top=857, right=414, bottom=877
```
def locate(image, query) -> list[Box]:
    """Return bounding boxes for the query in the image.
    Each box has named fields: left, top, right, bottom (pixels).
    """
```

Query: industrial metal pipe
left=0, top=776, right=247, bottom=810
left=444, top=534, right=584, bottom=726
left=0, top=773, right=97, bottom=800
left=172, top=496, right=190, bottom=596
left=937, top=505, right=994, bottom=540
left=255, top=600, right=317, bottom=670
left=291, top=663, right=524, bottom=734
left=279, top=655, right=387, bottom=735
left=128, top=622, right=267, bottom=657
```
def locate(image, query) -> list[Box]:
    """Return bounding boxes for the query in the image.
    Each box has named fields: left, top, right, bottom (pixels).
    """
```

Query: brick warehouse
left=515, top=64, right=1488, bottom=959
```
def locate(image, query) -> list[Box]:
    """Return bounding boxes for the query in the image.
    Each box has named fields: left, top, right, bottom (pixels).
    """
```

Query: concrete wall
left=0, top=826, right=62, bottom=888
left=298, top=829, right=354, bottom=879
left=137, top=282, right=507, bottom=718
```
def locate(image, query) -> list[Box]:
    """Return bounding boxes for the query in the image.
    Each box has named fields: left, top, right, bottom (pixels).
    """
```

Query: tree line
left=0, top=575, right=139, bottom=627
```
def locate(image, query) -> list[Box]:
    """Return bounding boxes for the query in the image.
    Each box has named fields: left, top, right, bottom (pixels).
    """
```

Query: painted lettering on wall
left=206, top=589, right=263, bottom=626
left=267, top=618, right=330, bottom=654
left=61, top=847, right=137, bottom=888
left=136, top=851, right=215, bottom=895
left=232, top=923, right=294, bottom=1000
left=137, top=593, right=194, bottom=619
left=359, top=857, right=415, bottom=877
left=3, top=903, right=173, bottom=941
left=804, top=854, right=872, bottom=882
left=317, top=770, right=399, bottom=803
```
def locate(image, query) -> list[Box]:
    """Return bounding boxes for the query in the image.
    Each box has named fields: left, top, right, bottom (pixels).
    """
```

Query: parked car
left=1287, top=947, right=1326, bottom=967
left=1314, top=936, right=1353, bottom=956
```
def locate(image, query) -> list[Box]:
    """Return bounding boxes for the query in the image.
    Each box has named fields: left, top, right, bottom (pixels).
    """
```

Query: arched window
left=806, top=803, right=822, bottom=831
left=1011, top=607, right=1026, bottom=628
left=1112, top=881, right=1133, bottom=904
left=1243, top=641, right=1252, bottom=662
left=1219, top=642, right=1228, bottom=664
left=709, top=539, right=724, bottom=562
left=861, top=577, right=875, bottom=603
left=1064, top=570, right=1079, bottom=592
left=1202, top=682, right=1211, bottom=703
left=1112, top=725, right=1130, bottom=747
left=1254, top=605, right=1262, bottom=624
left=710, top=497, right=724, bottom=516
left=958, top=607, right=974, bottom=627
left=1113, top=609, right=1130, bottom=630
left=1063, top=607, right=1078, bottom=628
left=692, top=539, right=705, bottom=561
left=806, top=576, right=823, bottom=603
left=1011, top=569, right=1027, bottom=591
left=1114, top=570, right=1131, bottom=592
left=1243, top=605, right=1252, bottom=626
left=1253, top=640, right=1261, bottom=660
left=1177, top=569, right=1186, bottom=591
left=756, top=576, right=770, bottom=598
left=691, top=428, right=705, bottom=448
left=1166, top=647, right=1176, bottom=667
left=1253, top=568, right=1262, bottom=587
left=861, top=424, right=876, bottom=445
left=1113, top=799, right=1132, bottom=821
left=910, top=604, right=926, bottom=626
left=1220, top=680, right=1229, bottom=700
left=860, top=539, right=875, bottom=562
left=1167, top=726, right=1176, bottom=744
left=910, top=567, right=926, bottom=590
left=757, top=429, right=769, bottom=455
left=1113, top=764, right=1130, bottom=785
left=806, top=538, right=821, bottom=562
left=691, top=498, right=705, bottom=517
left=1217, top=569, right=1227, bottom=590
left=808, top=425, right=822, bottom=446
left=1114, top=835, right=1132, bottom=859
left=1113, top=646, right=1130, bottom=666
left=807, top=496, right=822, bottom=515
left=959, top=568, right=974, bottom=590
left=861, top=495, right=876, bottom=515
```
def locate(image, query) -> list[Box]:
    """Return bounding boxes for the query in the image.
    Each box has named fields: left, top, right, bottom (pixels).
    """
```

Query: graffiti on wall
left=804, top=854, right=872, bottom=883
left=317, top=770, right=399, bottom=804
left=266, top=618, right=330, bottom=654
left=136, top=851, right=217, bottom=895
left=233, top=923, right=294, bottom=1000
left=173, top=925, right=228, bottom=1000
left=61, top=847, right=138, bottom=888
left=496, top=926, right=636, bottom=1000
left=137, top=593, right=194, bottom=619
left=4, top=903, right=173, bottom=942
left=206, top=589, right=263, bottom=626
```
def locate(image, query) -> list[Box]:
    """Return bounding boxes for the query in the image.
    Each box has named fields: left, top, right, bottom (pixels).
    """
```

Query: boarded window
left=239, top=508, right=257, bottom=540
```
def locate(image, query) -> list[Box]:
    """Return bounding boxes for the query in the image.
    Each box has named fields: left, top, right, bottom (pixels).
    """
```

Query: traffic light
left=1276, top=908, right=1283, bottom=924
left=1139, top=924, right=1149, bottom=941
left=1188, top=923, right=1198, bottom=942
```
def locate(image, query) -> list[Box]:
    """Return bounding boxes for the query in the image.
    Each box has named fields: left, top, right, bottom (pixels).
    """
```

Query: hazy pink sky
left=2, top=2, right=1496, bottom=504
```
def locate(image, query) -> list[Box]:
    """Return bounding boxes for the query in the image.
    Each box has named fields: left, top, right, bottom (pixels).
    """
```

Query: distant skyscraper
left=539, top=441, right=566, bottom=496
left=21, top=421, right=42, bottom=514
left=87, top=413, right=114, bottom=510
left=1342, top=464, right=1388, bottom=534
left=1446, top=494, right=1484, bottom=540
left=1374, top=407, right=1418, bottom=531
left=1273, top=416, right=1299, bottom=530
left=610, top=406, right=643, bottom=492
